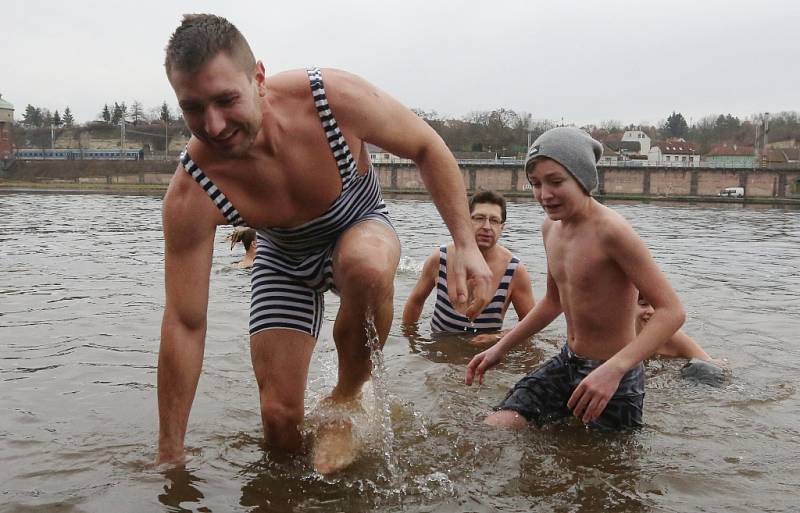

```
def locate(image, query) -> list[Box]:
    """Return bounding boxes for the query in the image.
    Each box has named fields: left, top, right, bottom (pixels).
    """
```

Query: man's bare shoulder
left=163, top=166, right=223, bottom=238
left=265, top=68, right=318, bottom=94
left=317, top=68, right=371, bottom=93
left=486, top=244, right=513, bottom=265
left=317, top=69, right=382, bottom=117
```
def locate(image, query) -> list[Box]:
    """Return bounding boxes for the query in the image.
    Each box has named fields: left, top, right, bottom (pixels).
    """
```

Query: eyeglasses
left=471, top=214, right=504, bottom=226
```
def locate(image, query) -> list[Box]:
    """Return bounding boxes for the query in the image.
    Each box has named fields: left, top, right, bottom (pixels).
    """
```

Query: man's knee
left=334, top=224, right=399, bottom=294
left=260, top=398, right=304, bottom=431
left=336, top=254, right=396, bottom=297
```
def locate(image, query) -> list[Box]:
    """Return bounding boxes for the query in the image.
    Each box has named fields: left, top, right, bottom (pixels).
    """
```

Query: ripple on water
left=2, top=193, right=800, bottom=512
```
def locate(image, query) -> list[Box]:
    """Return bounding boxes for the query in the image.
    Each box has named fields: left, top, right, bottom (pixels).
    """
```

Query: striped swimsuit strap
left=436, top=245, right=519, bottom=301
left=179, top=150, right=246, bottom=226
left=306, top=67, right=360, bottom=192
left=431, top=245, right=520, bottom=331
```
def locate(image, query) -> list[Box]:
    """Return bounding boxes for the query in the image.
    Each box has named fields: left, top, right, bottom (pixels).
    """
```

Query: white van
left=719, top=187, right=745, bottom=198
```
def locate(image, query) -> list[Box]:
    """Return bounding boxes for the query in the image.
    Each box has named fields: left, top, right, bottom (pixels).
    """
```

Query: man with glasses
left=403, top=190, right=535, bottom=345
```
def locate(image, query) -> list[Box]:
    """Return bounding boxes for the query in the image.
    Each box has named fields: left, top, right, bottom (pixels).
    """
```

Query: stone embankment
left=2, top=160, right=799, bottom=203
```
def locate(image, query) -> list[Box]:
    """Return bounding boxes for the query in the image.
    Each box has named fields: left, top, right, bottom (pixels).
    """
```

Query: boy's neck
left=560, top=195, right=597, bottom=227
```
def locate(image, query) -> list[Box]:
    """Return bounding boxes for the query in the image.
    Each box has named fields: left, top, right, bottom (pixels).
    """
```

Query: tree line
left=14, top=100, right=800, bottom=156
left=413, top=109, right=800, bottom=156
left=19, top=100, right=178, bottom=128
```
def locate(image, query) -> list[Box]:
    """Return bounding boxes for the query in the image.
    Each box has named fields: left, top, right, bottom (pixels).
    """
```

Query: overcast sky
left=4, top=0, right=798, bottom=127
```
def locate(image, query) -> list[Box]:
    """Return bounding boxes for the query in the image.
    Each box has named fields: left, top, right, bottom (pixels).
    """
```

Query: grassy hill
left=12, top=123, right=191, bottom=155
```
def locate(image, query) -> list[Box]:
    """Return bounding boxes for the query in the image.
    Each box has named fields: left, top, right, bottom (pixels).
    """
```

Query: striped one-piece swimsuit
left=180, top=67, right=394, bottom=339
left=431, top=245, right=519, bottom=332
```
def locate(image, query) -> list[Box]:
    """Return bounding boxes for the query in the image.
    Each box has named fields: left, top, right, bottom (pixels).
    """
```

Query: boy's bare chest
left=546, top=231, right=608, bottom=290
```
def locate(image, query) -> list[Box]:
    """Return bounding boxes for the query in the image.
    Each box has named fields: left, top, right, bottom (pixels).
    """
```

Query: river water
left=1, top=191, right=798, bottom=512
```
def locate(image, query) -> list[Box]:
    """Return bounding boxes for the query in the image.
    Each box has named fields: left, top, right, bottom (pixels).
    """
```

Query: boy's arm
left=465, top=266, right=561, bottom=385
left=401, top=250, right=439, bottom=324
left=568, top=219, right=685, bottom=424
left=656, top=329, right=711, bottom=360
left=469, top=263, right=535, bottom=346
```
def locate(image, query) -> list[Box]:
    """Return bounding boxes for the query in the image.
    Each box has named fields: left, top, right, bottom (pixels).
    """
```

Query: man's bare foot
left=312, top=419, right=360, bottom=476
left=310, top=396, right=365, bottom=476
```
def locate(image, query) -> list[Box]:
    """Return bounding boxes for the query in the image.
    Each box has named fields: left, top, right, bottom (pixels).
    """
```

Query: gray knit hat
left=524, top=127, right=603, bottom=194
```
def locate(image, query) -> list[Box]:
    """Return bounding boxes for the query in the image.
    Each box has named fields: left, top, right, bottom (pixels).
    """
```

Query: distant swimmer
left=636, top=291, right=727, bottom=386
left=403, top=190, right=535, bottom=346
left=466, top=127, right=686, bottom=431
left=156, top=14, right=493, bottom=474
left=227, top=227, right=257, bottom=268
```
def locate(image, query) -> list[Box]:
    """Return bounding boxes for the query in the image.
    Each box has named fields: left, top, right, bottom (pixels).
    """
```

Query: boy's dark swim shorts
left=497, top=344, right=644, bottom=430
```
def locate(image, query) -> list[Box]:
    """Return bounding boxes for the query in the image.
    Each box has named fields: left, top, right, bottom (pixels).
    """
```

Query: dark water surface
left=1, top=191, right=798, bottom=512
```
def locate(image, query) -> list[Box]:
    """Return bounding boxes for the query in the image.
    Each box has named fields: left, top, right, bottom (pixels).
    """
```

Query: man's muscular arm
left=324, top=70, right=493, bottom=319
left=157, top=169, right=222, bottom=465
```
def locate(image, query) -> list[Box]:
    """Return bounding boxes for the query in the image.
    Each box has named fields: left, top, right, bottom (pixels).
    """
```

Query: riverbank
left=3, top=179, right=800, bottom=206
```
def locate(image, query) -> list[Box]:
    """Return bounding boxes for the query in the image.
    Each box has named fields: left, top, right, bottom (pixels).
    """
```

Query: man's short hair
left=165, top=14, right=256, bottom=76
left=469, top=190, right=507, bottom=223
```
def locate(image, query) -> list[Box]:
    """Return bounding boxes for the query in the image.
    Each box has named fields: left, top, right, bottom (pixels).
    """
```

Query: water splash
left=396, top=256, right=424, bottom=276
left=363, top=313, right=400, bottom=482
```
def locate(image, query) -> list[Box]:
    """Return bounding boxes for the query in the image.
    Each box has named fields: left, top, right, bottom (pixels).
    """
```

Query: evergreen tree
left=102, top=104, right=111, bottom=123
left=112, top=102, right=123, bottom=125
left=53, top=110, right=62, bottom=127
left=63, top=107, right=74, bottom=127
left=23, top=104, right=40, bottom=126
left=160, top=101, right=172, bottom=123
left=663, top=111, right=688, bottom=138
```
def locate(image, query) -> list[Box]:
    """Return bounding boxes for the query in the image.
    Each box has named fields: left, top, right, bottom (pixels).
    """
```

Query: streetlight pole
left=119, top=120, right=126, bottom=159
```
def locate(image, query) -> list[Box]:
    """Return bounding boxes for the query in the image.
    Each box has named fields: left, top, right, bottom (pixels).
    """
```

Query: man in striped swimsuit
left=403, top=191, right=535, bottom=345
left=157, top=14, right=493, bottom=474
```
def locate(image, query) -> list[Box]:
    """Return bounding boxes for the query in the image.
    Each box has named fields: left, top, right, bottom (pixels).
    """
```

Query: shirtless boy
left=466, top=127, right=685, bottom=430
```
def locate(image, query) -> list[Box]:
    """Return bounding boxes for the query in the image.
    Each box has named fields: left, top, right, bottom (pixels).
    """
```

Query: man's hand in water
left=470, top=332, right=503, bottom=347
left=447, top=244, right=492, bottom=320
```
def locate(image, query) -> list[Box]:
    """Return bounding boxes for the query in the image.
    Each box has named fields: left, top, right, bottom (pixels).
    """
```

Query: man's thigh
left=250, top=328, right=316, bottom=407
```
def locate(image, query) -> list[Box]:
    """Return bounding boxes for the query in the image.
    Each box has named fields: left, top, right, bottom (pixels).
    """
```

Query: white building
left=650, top=139, right=700, bottom=167
left=621, top=130, right=651, bottom=155
left=366, top=143, right=412, bottom=165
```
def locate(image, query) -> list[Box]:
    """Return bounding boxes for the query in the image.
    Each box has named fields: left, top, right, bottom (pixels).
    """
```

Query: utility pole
left=165, top=120, right=168, bottom=161
left=120, top=120, right=126, bottom=159
left=50, top=124, right=55, bottom=152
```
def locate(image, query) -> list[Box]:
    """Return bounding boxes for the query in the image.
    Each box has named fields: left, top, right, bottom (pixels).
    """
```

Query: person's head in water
left=469, top=190, right=507, bottom=251
left=635, top=290, right=655, bottom=334
left=165, top=14, right=265, bottom=157
left=228, top=227, right=257, bottom=268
